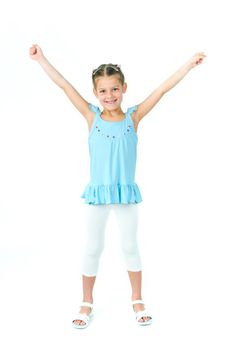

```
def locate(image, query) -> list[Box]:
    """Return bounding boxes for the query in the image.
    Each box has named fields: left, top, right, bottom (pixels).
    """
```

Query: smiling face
left=93, top=75, right=127, bottom=111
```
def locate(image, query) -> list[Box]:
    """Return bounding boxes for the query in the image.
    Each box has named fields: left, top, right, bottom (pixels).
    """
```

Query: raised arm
left=29, top=44, right=92, bottom=119
left=135, top=52, right=206, bottom=122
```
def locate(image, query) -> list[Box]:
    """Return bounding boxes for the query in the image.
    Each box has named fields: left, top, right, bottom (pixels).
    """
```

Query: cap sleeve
left=88, top=103, right=101, bottom=114
left=127, top=105, right=138, bottom=115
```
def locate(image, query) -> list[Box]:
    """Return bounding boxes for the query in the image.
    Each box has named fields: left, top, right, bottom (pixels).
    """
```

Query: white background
left=0, top=0, right=232, bottom=349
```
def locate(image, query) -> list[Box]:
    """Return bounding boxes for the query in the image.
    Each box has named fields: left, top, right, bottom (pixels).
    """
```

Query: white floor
left=1, top=202, right=232, bottom=350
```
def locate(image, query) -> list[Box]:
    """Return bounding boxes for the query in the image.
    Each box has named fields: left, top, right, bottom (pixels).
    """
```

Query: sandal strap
left=135, top=310, right=152, bottom=321
left=80, top=302, right=93, bottom=308
left=132, top=299, right=144, bottom=305
left=73, top=312, right=90, bottom=324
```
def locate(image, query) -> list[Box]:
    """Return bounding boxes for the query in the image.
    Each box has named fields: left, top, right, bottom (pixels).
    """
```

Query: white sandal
left=132, top=300, right=153, bottom=326
left=72, top=302, right=93, bottom=329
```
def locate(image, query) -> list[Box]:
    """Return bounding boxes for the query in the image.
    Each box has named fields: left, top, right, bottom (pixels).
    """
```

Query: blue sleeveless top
left=81, top=103, right=143, bottom=205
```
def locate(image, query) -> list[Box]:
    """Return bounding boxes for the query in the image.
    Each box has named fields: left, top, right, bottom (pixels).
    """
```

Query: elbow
left=62, top=81, right=72, bottom=92
left=159, top=87, right=166, bottom=97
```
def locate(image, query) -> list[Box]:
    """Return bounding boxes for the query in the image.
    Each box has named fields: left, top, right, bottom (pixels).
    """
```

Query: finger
left=30, top=47, right=36, bottom=55
left=32, top=44, right=39, bottom=52
left=195, top=52, right=206, bottom=58
left=199, top=52, right=206, bottom=58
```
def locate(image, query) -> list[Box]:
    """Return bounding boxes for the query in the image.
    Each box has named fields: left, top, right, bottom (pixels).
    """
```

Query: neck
left=101, top=107, right=125, bottom=121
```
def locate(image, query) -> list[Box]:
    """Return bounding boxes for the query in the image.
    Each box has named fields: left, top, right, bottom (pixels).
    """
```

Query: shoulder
left=88, top=103, right=101, bottom=114
left=127, top=105, right=139, bottom=132
left=85, top=103, right=100, bottom=131
left=85, top=103, right=100, bottom=119
left=127, top=105, right=139, bottom=122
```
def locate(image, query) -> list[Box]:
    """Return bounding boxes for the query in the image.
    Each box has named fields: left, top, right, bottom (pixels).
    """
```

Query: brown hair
left=92, top=63, right=125, bottom=88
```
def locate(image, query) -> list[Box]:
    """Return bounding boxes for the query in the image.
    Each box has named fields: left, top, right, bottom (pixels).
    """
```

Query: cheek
left=115, top=90, right=122, bottom=97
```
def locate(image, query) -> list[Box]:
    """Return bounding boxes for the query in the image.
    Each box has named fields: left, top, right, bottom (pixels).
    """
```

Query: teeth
left=105, top=99, right=116, bottom=103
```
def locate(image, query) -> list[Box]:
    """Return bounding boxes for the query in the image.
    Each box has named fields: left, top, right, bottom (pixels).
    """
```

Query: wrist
left=186, top=56, right=198, bottom=71
left=37, top=55, right=47, bottom=65
left=183, top=61, right=193, bottom=72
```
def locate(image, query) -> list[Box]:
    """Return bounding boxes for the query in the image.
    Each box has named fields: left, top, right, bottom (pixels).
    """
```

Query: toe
left=139, top=316, right=151, bottom=322
left=73, top=319, right=86, bottom=326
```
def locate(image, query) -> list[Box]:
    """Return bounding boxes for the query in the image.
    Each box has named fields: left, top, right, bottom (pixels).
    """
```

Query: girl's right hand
left=29, top=44, right=44, bottom=60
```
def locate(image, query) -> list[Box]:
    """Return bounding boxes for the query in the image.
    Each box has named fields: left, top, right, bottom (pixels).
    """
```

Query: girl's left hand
left=188, top=52, right=206, bottom=68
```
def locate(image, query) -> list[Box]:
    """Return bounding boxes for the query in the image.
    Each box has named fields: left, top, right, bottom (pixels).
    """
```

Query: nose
left=106, top=91, right=113, bottom=99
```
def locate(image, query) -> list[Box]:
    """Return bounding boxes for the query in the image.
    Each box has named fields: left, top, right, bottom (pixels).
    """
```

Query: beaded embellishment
left=95, top=124, right=132, bottom=139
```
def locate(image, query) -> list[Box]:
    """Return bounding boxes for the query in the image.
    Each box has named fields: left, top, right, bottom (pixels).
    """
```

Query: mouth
left=104, top=99, right=117, bottom=105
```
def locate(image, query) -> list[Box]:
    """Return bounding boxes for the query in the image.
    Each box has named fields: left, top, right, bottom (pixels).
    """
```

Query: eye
left=113, top=87, right=119, bottom=91
left=99, top=90, right=105, bottom=94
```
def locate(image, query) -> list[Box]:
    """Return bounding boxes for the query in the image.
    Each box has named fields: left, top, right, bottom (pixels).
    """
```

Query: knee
left=121, top=241, right=139, bottom=257
left=121, top=242, right=142, bottom=271
left=85, top=242, right=104, bottom=260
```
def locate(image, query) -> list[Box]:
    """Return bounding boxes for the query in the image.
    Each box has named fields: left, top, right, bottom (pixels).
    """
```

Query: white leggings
left=81, top=204, right=142, bottom=276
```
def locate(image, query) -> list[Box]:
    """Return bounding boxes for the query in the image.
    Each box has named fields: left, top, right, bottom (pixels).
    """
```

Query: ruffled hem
left=81, top=183, right=143, bottom=205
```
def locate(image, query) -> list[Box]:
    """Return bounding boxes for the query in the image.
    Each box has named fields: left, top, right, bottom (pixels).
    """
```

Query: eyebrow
left=98, top=84, right=120, bottom=90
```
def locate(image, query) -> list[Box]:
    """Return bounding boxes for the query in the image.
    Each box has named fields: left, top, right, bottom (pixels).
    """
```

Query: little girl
left=29, top=45, right=205, bottom=328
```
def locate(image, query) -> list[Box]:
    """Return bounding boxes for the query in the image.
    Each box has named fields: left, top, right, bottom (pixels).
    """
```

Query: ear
left=122, top=82, right=127, bottom=93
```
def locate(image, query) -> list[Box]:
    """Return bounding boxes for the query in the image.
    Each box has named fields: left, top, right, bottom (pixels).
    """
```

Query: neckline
left=99, top=110, right=127, bottom=123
